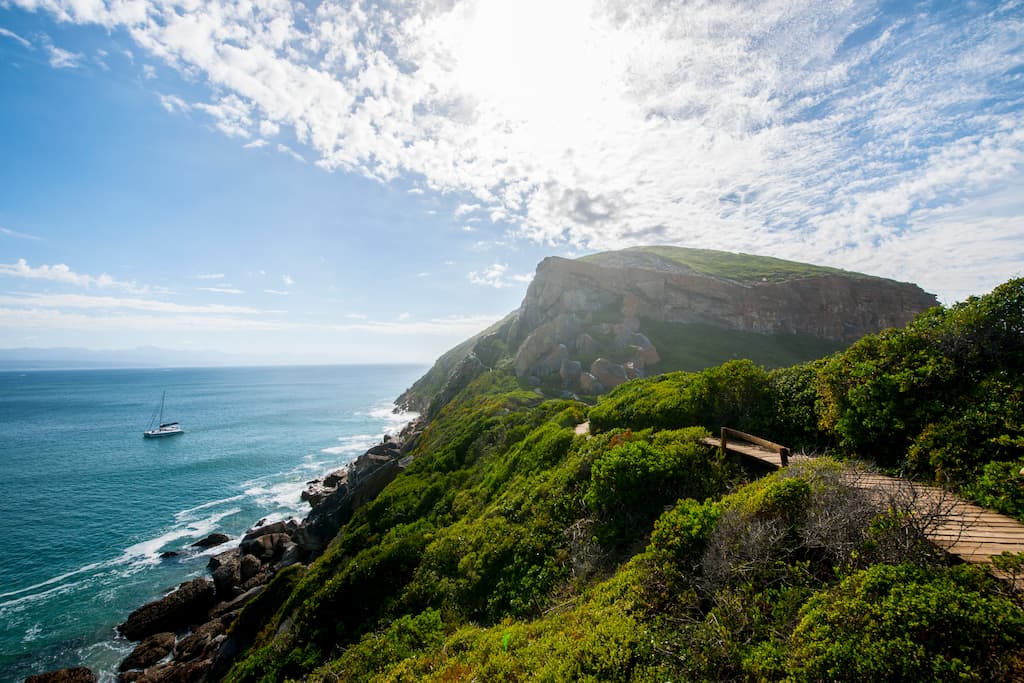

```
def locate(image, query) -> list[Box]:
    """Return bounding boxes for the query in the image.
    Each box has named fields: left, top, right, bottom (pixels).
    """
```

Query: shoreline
left=89, top=413, right=424, bottom=682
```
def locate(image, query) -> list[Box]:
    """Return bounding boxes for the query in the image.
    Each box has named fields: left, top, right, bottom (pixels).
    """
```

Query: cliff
left=404, top=247, right=938, bottom=404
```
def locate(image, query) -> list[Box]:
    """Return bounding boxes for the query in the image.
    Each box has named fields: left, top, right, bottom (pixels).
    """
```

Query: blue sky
left=1, top=0, right=1022, bottom=364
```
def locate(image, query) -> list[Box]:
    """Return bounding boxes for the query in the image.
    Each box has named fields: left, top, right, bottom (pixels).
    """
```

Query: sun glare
left=434, top=0, right=619, bottom=144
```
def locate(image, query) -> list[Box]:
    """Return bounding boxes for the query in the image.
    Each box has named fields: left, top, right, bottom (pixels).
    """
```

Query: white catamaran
left=144, top=391, right=184, bottom=438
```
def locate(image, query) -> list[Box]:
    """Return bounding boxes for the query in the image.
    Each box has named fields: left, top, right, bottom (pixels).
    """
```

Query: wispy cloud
left=282, top=274, right=294, bottom=286
left=467, top=263, right=532, bottom=289
left=264, top=288, right=289, bottom=295
left=1, top=226, right=42, bottom=241
left=198, top=286, right=244, bottom=294
left=0, top=26, right=32, bottom=49
left=197, top=273, right=225, bottom=280
left=44, top=43, right=82, bottom=69
left=0, top=258, right=141, bottom=291
left=0, top=292, right=260, bottom=315
left=330, top=314, right=503, bottom=336
left=244, top=139, right=267, bottom=149
left=158, top=93, right=190, bottom=114
left=277, top=144, right=305, bottom=163
left=13, top=0, right=1024, bottom=300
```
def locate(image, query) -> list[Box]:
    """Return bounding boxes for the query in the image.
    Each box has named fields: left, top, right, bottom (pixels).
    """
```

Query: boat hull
left=144, top=427, right=184, bottom=438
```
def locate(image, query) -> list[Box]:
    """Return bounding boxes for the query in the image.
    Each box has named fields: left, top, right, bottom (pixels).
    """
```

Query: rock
left=578, top=372, right=605, bottom=395
left=24, top=668, right=97, bottom=683
left=175, top=617, right=228, bottom=662
left=118, top=578, right=216, bottom=641
left=119, top=632, right=176, bottom=671
left=211, top=556, right=242, bottom=600
left=159, top=551, right=179, bottom=559
left=242, top=520, right=292, bottom=540
left=239, top=533, right=291, bottom=562
left=207, top=548, right=239, bottom=572
left=239, top=554, right=262, bottom=582
left=590, top=358, right=629, bottom=389
left=191, top=533, right=230, bottom=549
left=560, top=359, right=582, bottom=388
left=575, top=332, right=598, bottom=357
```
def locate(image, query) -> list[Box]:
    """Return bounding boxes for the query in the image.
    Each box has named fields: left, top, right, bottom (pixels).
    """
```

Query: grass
left=582, top=246, right=868, bottom=284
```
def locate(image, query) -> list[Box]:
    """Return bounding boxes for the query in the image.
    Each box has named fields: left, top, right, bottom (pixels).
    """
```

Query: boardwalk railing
left=719, top=427, right=791, bottom=466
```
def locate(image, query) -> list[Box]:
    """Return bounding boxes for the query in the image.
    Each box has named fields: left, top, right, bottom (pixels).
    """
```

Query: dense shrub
left=787, top=564, right=1024, bottom=682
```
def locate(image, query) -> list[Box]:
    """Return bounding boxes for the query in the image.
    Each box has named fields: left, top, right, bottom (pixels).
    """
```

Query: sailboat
left=144, top=391, right=184, bottom=438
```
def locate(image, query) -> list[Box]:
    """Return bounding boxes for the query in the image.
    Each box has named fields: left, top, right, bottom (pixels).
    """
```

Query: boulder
left=578, top=372, right=605, bottom=395
left=211, top=556, right=242, bottom=600
left=118, top=578, right=216, bottom=641
left=174, top=617, right=228, bottom=662
left=242, top=520, right=292, bottom=540
left=560, top=359, right=582, bottom=388
left=119, top=632, right=176, bottom=671
left=590, top=358, right=629, bottom=389
left=25, top=668, right=97, bottom=683
left=191, top=533, right=230, bottom=549
left=239, top=554, right=262, bottom=582
left=207, top=548, right=239, bottom=572
left=239, top=533, right=291, bottom=562
left=575, top=332, right=598, bottom=357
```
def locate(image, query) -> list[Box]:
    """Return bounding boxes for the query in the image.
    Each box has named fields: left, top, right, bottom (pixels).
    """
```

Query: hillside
left=403, top=246, right=937, bottom=409
left=203, top=276, right=1023, bottom=683
left=106, top=258, right=1024, bottom=683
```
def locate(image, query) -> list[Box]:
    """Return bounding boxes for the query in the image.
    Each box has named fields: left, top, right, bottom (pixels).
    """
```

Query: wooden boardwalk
left=705, top=431, right=1024, bottom=580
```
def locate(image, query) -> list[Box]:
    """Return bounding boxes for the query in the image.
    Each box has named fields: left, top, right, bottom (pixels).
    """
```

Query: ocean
left=0, top=364, right=425, bottom=682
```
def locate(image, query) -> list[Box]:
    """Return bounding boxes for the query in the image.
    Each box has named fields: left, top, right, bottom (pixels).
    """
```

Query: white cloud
left=330, top=314, right=503, bottom=336
left=264, top=288, right=289, bottom=295
left=197, top=286, right=244, bottom=294
left=45, top=43, right=82, bottom=69
left=197, top=273, right=225, bottom=280
left=398, top=312, right=411, bottom=321
left=277, top=144, right=305, bottom=163
left=142, top=63, right=156, bottom=79
left=13, top=0, right=1024, bottom=300
left=0, top=292, right=260, bottom=315
left=0, top=226, right=42, bottom=241
left=467, top=263, right=532, bottom=289
left=259, top=120, right=280, bottom=137
left=345, top=313, right=368, bottom=320
left=0, top=258, right=141, bottom=291
left=158, top=93, right=190, bottom=114
left=0, top=27, right=32, bottom=49
left=244, top=139, right=267, bottom=148
left=282, top=274, right=294, bottom=286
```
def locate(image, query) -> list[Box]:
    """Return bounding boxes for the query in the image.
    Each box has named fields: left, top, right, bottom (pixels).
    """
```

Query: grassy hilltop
left=219, top=277, right=1024, bottom=682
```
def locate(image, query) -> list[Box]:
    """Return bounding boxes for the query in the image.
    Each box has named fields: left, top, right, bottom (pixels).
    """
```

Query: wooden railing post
left=721, top=427, right=728, bottom=454
left=779, top=447, right=790, bottom=467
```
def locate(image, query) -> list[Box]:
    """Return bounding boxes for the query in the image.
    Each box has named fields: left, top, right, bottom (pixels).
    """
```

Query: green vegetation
left=583, top=245, right=863, bottom=283
left=222, top=277, right=1024, bottom=682
left=640, top=319, right=844, bottom=373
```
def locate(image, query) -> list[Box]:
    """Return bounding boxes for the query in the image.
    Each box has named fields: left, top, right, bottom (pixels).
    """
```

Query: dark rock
left=175, top=617, right=228, bottom=662
left=191, top=533, right=230, bottom=549
left=119, top=632, right=176, bottom=671
left=242, top=520, right=291, bottom=540
left=239, top=554, right=261, bottom=582
left=207, top=548, right=239, bottom=571
left=578, top=372, right=605, bottom=395
left=590, top=358, right=629, bottom=389
left=118, top=578, right=216, bottom=641
left=25, top=668, right=97, bottom=683
left=211, top=557, right=241, bottom=600
left=159, top=551, right=179, bottom=559
left=133, top=658, right=213, bottom=683
left=239, top=532, right=291, bottom=562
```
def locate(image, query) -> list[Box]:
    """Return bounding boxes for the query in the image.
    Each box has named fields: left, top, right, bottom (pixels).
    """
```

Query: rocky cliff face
left=507, top=253, right=937, bottom=393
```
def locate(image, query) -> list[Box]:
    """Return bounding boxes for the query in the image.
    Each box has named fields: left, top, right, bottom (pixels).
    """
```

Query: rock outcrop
left=505, top=253, right=937, bottom=392
left=115, top=430, right=414, bottom=680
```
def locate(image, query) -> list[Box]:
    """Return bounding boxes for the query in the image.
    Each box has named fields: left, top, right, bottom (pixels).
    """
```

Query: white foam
left=22, top=624, right=41, bottom=643
left=0, top=558, right=116, bottom=602
left=122, top=507, right=242, bottom=565
left=174, top=494, right=247, bottom=522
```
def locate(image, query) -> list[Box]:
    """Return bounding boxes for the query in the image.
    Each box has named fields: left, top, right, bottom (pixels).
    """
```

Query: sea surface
left=0, top=364, right=424, bottom=682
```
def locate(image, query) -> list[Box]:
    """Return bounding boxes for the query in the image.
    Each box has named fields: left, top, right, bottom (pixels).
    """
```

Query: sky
left=0, top=0, right=1022, bottom=364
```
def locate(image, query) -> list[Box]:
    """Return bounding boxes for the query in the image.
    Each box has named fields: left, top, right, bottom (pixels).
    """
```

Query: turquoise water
left=0, top=364, right=424, bottom=682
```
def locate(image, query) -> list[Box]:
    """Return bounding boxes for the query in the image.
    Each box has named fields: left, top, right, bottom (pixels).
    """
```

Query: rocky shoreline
left=28, top=417, right=424, bottom=683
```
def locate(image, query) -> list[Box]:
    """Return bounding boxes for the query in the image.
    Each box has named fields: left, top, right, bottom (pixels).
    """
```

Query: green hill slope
left=218, top=278, right=1024, bottom=683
